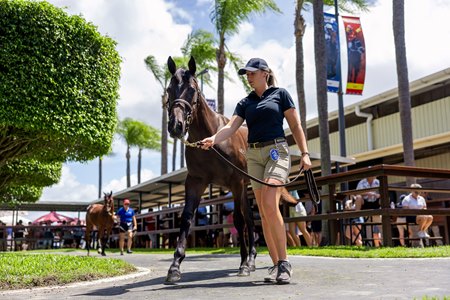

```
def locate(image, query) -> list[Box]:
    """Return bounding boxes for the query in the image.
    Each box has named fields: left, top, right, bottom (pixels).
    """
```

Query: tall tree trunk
left=295, top=0, right=308, bottom=138
left=126, top=145, right=131, bottom=188
left=216, top=34, right=226, bottom=115
left=161, top=94, right=168, bottom=175
left=98, top=156, right=102, bottom=199
left=393, top=0, right=415, bottom=185
left=137, top=148, right=142, bottom=184
left=313, top=0, right=332, bottom=244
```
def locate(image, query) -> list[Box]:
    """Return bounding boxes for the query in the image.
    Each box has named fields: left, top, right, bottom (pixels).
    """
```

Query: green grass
left=2, top=245, right=449, bottom=291
left=0, top=252, right=136, bottom=290
left=96, top=245, right=450, bottom=258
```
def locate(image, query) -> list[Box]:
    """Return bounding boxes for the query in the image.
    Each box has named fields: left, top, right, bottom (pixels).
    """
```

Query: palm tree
left=294, top=0, right=308, bottom=138
left=116, top=118, right=148, bottom=187
left=393, top=0, right=415, bottom=185
left=135, top=123, right=161, bottom=184
left=312, top=0, right=332, bottom=244
left=210, top=0, right=281, bottom=115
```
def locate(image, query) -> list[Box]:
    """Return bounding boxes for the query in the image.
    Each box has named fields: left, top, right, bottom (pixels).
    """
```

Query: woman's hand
left=200, top=136, right=215, bottom=150
left=300, top=153, right=312, bottom=170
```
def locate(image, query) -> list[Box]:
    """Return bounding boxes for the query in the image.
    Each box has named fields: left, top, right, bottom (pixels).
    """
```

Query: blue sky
left=19, top=0, right=450, bottom=220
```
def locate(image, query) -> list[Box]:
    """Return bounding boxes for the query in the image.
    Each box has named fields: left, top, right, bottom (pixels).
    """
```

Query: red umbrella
left=32, top=211, right=74, bottom=225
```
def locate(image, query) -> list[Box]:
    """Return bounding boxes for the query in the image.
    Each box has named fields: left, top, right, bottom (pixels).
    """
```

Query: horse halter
left=167, top=76, right=201, bottom=135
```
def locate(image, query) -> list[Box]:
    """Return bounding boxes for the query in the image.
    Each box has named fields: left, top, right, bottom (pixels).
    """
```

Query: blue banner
left=324, top=12, right=340, bottom=93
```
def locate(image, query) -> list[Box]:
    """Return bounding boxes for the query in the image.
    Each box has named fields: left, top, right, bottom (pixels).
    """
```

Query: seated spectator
left=355, top=176, right=382, bottom=247
left=219, top=200, right=237, bottom=247
left=344, top=196, right=363, bottom=246
left=396, top=194, right=408, bottom=246
left=287, top=190, right=312, bottom=247
left=402, top=184, right=433, bottom=238
left=310, top=201, right=322, bottom=247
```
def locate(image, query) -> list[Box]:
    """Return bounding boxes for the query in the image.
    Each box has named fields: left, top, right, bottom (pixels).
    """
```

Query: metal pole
left=335, top=0, right=347, bottom=161
left=334, top=0, right=348, bottom=191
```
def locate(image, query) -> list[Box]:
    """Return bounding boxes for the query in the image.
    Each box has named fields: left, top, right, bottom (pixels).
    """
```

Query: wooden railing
left=132, top=165, right=450, bottom=248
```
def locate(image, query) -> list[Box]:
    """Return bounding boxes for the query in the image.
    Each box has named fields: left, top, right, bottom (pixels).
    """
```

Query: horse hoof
left=249, top=263, right=256, bottom=272
left=101, top=253, right=106, bottom=256
left=237, top=265, right=250, bottom=277
left=165, top=270, right=181, bottom=283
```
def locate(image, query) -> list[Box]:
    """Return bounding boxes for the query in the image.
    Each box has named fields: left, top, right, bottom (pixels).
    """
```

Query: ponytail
left=266, top=69, right=277, bottom=87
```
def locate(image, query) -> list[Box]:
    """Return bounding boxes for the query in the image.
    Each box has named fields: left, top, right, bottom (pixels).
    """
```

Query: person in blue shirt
left=117, top=199, right=137, bottom=255
left=201, top=58, right=312, bottom=284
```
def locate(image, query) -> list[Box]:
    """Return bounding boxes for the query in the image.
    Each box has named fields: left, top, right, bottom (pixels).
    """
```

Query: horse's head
left=166, top=56, right=201, bottom=139
left=103, top=191, right=114, bottom=216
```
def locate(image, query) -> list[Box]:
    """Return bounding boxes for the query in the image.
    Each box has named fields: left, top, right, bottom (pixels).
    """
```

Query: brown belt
left=247, top=138, right=286, bottom=149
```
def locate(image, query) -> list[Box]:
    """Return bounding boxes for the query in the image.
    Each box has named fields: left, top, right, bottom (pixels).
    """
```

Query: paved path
left=2, top=252, right=450, bottom=299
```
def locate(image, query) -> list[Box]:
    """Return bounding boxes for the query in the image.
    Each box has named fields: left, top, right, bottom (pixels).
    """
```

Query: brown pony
left=85, top=191, right=115, bottom=256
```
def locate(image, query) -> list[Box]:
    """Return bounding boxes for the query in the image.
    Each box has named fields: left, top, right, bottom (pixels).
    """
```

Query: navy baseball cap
left=238, top=58, right=270, bottom=75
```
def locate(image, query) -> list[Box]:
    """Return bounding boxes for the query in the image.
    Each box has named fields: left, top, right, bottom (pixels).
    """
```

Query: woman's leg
left=288, top=222, right=300, bottom=246
left=127, top=231, right=133, bottom=251
left=260, top=182, right=287, bottom=261
left=352, top=224, right=362, bottom=246
left=397, top=225, right=405, bottom=246
left=254, top=189, right=278, bottom=265
left=296, top=222, right=312, bottom=246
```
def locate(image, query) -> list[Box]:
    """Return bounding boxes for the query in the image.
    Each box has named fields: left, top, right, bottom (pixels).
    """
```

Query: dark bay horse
left=85, top=191, right=115, bottom=256
left=165, top=56, right=256, bottom=282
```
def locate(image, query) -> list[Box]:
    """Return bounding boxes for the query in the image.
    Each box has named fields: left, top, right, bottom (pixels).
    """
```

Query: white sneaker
left=424, top=231, right=430, bottom=238
left=417, top=231, right=425, bottom=238
left=264, top=265, right=277, bottom=282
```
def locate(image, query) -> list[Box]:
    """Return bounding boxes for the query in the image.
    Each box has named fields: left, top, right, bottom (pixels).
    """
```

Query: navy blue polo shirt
left=233, top=87, right=295, bottom=143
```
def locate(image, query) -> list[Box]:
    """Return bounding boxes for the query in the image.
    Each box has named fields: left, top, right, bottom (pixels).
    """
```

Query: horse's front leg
left=166, top=177, right=206, bottom=283
left=97, top=227, right=106, bottom=256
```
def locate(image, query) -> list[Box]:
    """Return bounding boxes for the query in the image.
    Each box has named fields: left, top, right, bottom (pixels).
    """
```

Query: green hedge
left=0, top=0, right=121, bottom=163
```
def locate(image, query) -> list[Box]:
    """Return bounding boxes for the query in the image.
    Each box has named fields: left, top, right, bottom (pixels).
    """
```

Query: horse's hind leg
left=85, top=223, right=92, bottom=256
left=166, top=177, right=207, bottom=283
left=232, top=182, right=255, bottom=276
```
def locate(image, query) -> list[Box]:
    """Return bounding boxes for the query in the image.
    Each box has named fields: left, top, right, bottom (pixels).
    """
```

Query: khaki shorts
left=246, top=141, right=291, bottom=190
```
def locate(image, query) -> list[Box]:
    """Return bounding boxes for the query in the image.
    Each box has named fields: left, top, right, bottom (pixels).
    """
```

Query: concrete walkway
left=2, top=251, right=450, bottom=299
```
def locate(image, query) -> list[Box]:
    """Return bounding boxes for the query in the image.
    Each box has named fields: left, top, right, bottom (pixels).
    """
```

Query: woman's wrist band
left=301, top=152, right=309, bottom=157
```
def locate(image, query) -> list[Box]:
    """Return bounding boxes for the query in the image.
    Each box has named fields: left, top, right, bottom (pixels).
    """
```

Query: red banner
left=342, top=16, right=366, bottom=95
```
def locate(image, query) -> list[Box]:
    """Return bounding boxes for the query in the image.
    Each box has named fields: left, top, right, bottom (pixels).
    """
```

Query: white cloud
left=41, top=166, right=97, bottom=202
left=104, top=169, right=158, bottom=193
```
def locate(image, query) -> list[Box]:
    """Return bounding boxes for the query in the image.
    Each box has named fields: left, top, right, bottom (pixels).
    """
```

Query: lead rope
left=180, top=138, right=320, bottom=205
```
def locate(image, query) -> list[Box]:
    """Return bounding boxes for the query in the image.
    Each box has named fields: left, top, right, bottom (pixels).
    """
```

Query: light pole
left=198, top=68, right=209, bottom=92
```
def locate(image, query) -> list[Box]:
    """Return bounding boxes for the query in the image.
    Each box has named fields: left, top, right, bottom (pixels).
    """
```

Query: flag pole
left=334, top=0, right=347, bottom=168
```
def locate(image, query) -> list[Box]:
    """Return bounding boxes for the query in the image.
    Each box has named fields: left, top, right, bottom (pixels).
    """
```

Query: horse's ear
left=110, top=191, right=113, bottom=197
left=168, top=56, right=176, bottom=75
left=188, top=56, right=196, bottom=76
